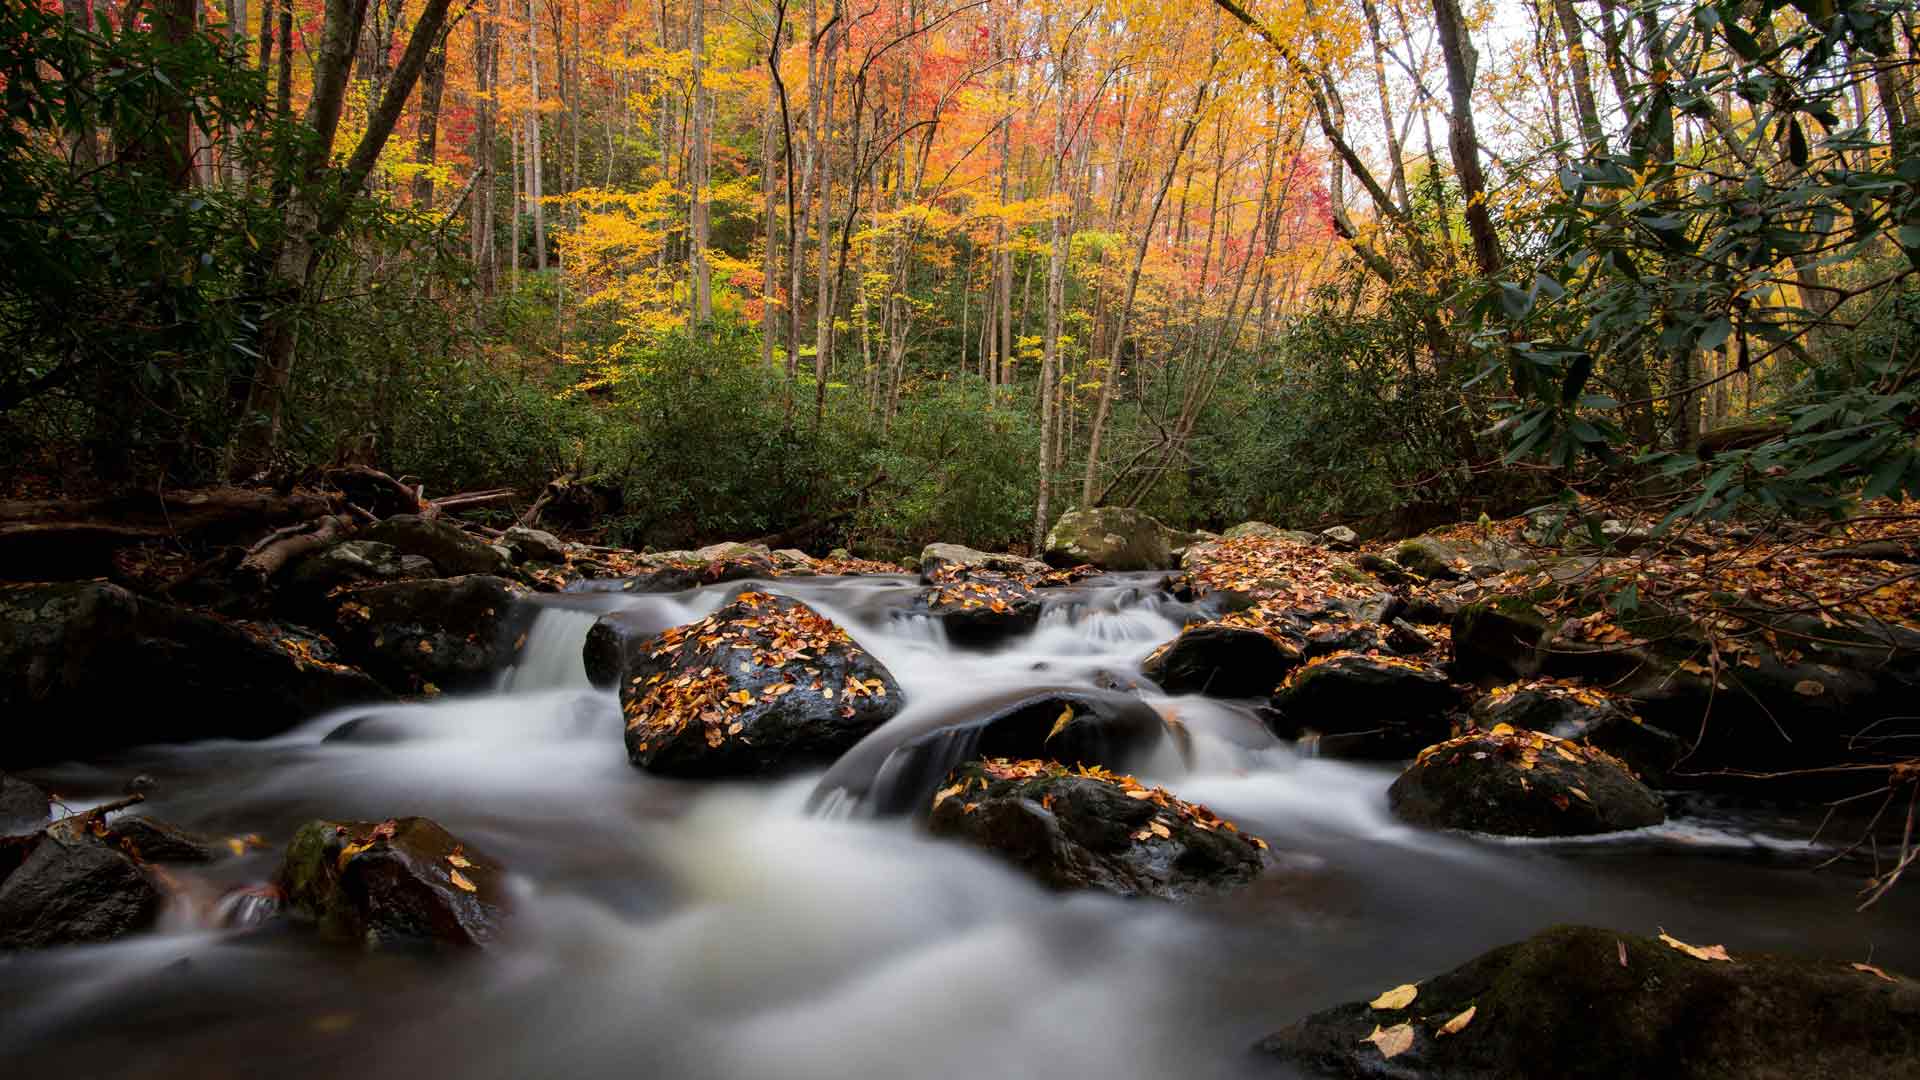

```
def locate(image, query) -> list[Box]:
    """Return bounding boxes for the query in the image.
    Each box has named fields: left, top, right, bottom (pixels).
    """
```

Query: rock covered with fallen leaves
left=919, top=542, right=1051, bottom=579
left=908, top=563, right=1046, bottom=647
left=278, top=816, right=508, bottom=949
left=924, top=758, right=1268, bottom=900
left=1388, top=725, right=1665, bottom=837
left=1472, top=679, right=1685, bottom=785
left=620, top=591, right=904, bottom=776
left=1257, top=924, right=1920, bottom=1079
left=2, top=581, right=388, bottom=765
left=326, top=575, right=532, bottom=694
left=0, top=814, right=161, bottom=949
left=1266, top=651, right=1464, bottom=759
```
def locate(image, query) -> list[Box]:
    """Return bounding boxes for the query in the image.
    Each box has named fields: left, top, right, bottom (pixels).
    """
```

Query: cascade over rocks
left=821, top=690, right=1169, bottom=816
left=1267, top=652, right=1464, bottom=759
left=1044, top=507, right=1174, bottom=571
left=1257, top=925, right=1920, bottom=1079
left=1389, top=726, right=1666, bottom=836
left=327, top=575, right=531, bottom=694
left=363, top=514, right=513, bottom=576
left=0, top=816, right=160, bottom=949
left=278, top=816, right=508, bottom=949
left=925, top=758, right=1268, bottom=900
left=619, top=591, right=904, bottom=776
left=2, top=581, right=387, bottom=765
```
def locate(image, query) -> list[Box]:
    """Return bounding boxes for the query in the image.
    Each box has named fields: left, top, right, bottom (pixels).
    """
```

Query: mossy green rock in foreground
left=278, top=816, right=509, bottom=948
left=1257, top=925, right=1920, bottom=1079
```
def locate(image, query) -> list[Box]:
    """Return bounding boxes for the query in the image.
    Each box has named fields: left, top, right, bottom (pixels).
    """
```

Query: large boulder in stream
left=619, top=590, right=904, bottom=776
left=919, top=542, right=1050, bottom=579
left=1257, top=924, right=1920, bottom=1079
left=1388, top=727, right=1665, bottom=837
left=1471, top=680, right=1684, bottom=785
left=1266, top=652, right=1464, bottom=758
left=1044, top=507, right=1174, bottom=571
left=327, top=575, right=531, bottom=694
left=0, top=816, right=161, bottom=949
left=909, top=564, right=1045, bottom=648
left=1142, top=623, right=1303, bottom=698
left=362, top=514, right=512, bottom=576
left=1, top=581, right=388, bottom=764
left=278, top=817, right=508, bottom=949
left=926, top=758, right=1268, bottom=900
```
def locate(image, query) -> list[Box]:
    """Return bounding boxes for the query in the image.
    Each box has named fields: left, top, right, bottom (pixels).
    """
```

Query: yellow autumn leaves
left=1361, top=981, right=1475, bottom=1060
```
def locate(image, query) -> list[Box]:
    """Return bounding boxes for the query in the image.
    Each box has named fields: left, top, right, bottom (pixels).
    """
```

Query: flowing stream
left=3, top=573, right=1916, bottom=1079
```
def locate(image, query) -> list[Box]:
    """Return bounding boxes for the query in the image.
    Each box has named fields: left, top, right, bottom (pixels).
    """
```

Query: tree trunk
left=1432, top=0, right=1502, bottom=275
left=411, top=39, right=447, bottom=206
left=527, top=0, right=547, bottom=272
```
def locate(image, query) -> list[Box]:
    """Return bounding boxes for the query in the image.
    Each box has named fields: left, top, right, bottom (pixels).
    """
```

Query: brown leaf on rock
left=1361, top=1022, right=1415, bottom=1059
left=1659, top=929, right=1733, bottom=962
left=1436, top=1005, right=1476, bottom=1037
left=1369, top=983, right=1418, bottom=1010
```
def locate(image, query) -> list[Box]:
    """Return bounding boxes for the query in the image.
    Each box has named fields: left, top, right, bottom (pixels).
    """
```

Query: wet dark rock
left=1388, top=728, right=1665, bottom=837
left=1450, top=599, right=1549, bottom=682
left=925, top=759, right=1267, bottom=900
left=909, top=565, right=1044, bottom=649
left=501, top=526, right=567, bottom=565
left=1044, top=507, right=1174, bottom=571
left=1471, top=683, right=1684, bottom=785
left=620, top=551, right=777, bottom=593
left=1257, top=924, right=1920, bottom=1079
left=840, top=690, right=1169, bottom=816
left=620, top=591, right=904, bottom=777
left=284, top=539, right=436, bottom=603
left=105, top=816, right=227, bottom=863
left=1385, top=619, right=1436, bottom=656
left=277, top=817, right=508, bottom=949
left=919, top=542, right=1050, bottom=580
left=1, top=773, right=49, bottom=835
left=1, top=581, right=388, bottom=765
left=1266, top=653, right=1464, bottom=759
left=0, top=817, right=160, bottom=949
left=362, top=514, right=512, bottom=576
left=1141, top=624, right=1302, bottom=698
left=327, top=575, right=531, bottom=694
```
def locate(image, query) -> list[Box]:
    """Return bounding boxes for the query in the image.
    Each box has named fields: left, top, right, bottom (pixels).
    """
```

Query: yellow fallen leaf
left=1852, top=962, right=1896, bottom=982
left=1148, top=820, right=1171, bottom=839
left=1658, top=929, right=1733, bottom=962
left=335, top=839, right=375, bottom=871
left=1568, top=787, right=1591, bottom=802
left=1436, top=1005, right=1476, bottom=1036
left=1047, top=705, right=1074, bottom=742
left=447, top=846, right=474, bottom=869
left=1361, top=1022, right=1414, bottom=1059
left=1488, top=723, right=1516, bottom=737
left=1370, top=983, right=1419, bottom=1010
left=449, top=869, right=476, bottom=892
left=932, top=783, right=964, bottom=810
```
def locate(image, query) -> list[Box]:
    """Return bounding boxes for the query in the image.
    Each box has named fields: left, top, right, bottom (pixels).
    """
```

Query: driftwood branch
left=237, top=514, right=351, bottom=583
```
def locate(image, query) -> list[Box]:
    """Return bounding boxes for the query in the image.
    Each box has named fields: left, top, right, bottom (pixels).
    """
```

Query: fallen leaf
left=1793, top=679, right=1825, bottom=697
left=932, top=783, right=964, bottom=810
left=447, top=846, right=474, bottom=869
left=1369, top=983, right=1419, bottom=1010
left=1361, top=1023, right=1415, bottom=1059
left=1148, top=820, right=1171, bottom=839
left=1047, top=705, right=1074, bottom=742
left=1436, top=1005, right=1476, bottom=1037
left=1618, top=939, right=1629, bottom=967
left=449, top=869, right=477, bottom=892
left=1659, top=929, right=1733, bottom=962
left=1852, top=962, right=1896, bottom=982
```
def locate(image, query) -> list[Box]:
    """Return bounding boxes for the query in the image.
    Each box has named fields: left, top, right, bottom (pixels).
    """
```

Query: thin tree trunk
left=689, top=0, right=712, bottom=323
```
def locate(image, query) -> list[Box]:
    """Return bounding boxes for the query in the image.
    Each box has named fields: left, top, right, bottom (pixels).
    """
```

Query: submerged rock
left=1266, top=652, right=1463, bottom=758
left=925, top=758, right=1267, bottom=900
left=1257, top=924, right=1920, bottom=1079
left=1388, top=726, right=1665, bottom=837
left=0, top=817, right=160, bottom=949
left=363, top=514, right=512, bottom=576
left=278, top=817, right=508, bottom=949
left=327, top=575, right=531, bottom=694
left=620, top=591, right=904, bottom=776
left=1, top=581, right=387, bottom=764
left=1044, top=507, right=1174, bottom=571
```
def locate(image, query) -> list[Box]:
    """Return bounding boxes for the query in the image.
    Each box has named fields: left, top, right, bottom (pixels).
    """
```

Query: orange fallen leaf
left=1658, top=929, right=1733, bottom=962
left=1436, top=1005, right=1476, bottom=1036
left=932, top=783, right=964, bottom=810
left=449, top=869, right=476, bottom=892
left=1852, top=962, right=1896, bottom=982
left=447, top=846, right=474, bottom=869
left=1048, top=705, right=1074, bottom=742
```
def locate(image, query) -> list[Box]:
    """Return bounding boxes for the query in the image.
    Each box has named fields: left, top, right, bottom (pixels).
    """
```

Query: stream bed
left=3, top=572, right=1914, bottom=1078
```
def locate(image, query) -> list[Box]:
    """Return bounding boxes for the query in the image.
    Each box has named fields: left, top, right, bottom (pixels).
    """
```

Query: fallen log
left=322, top=465, right=422, bottom=518
left=236, top=514, right=352, bottom=584
left=0, top=487, right=335, bottom=582
left=430, top=488, right=517, bottom=513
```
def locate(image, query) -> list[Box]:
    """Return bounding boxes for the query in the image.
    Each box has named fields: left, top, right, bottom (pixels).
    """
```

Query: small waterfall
left=212, top=885, right=283, bottom=930
left=498, top=606, right=603, bottom=691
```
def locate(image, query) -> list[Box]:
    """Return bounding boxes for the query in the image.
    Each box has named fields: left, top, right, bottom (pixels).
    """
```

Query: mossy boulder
left=1451, top=599, right=1549, bottom=682
left=925, top=758, right=1268, bottom=900
left=1257, top=924, right=1920, bottom=1079
left=1394, top=536, right=1468, bottom=581
left=277, top=816, right=508, bottom=949
left=327, top=575, right=532, bottom=694
left=1389, top=727, right=1666, bottom=837
left=1044, top=507, right=1174, bottom=571
left=619, top=591, right=904, bottom=776
left=1472, top=681, right=1685, bottom=785
left=362, top=514, right=512, bottom=576
left=0, top=816, right=160, bottom=949
left=1267, top=653, right=1464, bottom=758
